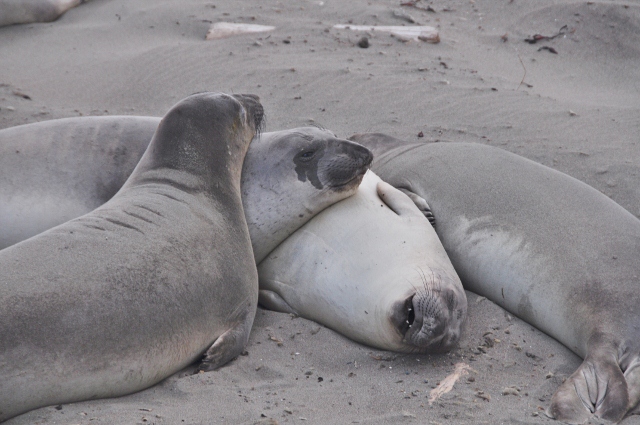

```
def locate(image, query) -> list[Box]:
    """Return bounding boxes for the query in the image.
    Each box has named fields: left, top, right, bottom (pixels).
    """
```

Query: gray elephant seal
left=0, top=0, right=84, bottom=27
left=0, top=92, right=263, bottom=422
left=258, top=171, right=467, bottom=353
left=351, top=133, right=640, bottom=424
left=0, top=121, right=372, bottom=262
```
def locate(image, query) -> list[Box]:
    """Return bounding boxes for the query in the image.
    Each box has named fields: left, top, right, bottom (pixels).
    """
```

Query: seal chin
left=328, top=165, right=370, bottom=191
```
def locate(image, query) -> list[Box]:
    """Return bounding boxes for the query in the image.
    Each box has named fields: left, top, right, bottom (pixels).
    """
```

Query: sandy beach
left=1, top=0, right=639, bottom=424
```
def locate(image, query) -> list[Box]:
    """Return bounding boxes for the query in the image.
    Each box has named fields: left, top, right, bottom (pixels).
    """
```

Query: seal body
left=351, top=133, right=640, bottom=424
left=0, top=92, right=263, bottom=422
left=0, top=122, right=372, bottom=262
left=0, top=0, right=83, bottom=27
left=258, top=171, right=467, bottom=353
left=0, top=116, right=158, bottom=249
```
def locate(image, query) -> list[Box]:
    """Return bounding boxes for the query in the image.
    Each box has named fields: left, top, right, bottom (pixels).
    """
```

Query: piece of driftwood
left=333, top=24, right=440, bottom=43
left=205, top=22, right=276, bottom=40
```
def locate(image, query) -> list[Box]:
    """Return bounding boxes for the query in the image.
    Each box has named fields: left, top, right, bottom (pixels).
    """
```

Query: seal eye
left=298, top=150, right=316, bottom=162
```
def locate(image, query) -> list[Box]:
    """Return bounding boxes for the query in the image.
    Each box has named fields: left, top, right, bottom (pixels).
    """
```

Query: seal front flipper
left=376, top=181, right=425, bottom=219
left=258, top=289, right=297, bottom=315
left=198, top=302, right=256, bottom=372
left=397, top=188, right=435, bottom=227
left=547, top=337, right=637, bottom=424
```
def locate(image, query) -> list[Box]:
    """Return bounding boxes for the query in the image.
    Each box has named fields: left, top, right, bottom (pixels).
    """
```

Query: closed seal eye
left=299, top=150, right=315, bottom=159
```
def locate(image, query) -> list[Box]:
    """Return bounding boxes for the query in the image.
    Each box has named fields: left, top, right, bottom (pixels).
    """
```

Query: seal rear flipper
left=258, top=289, right=297, bottom=315
left=547, top=354, right=629, bottom=424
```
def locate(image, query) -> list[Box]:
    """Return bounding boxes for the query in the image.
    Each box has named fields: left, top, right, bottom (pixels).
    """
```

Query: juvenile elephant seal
left=0, top=92, right=263, bottom=422
left=351, top=133, right=640, bottom=424
left=258, top=171, right=467, bottom=353
left=0, top=0, right=84, bottom=27
left=0, top=121, right=372, bottom=262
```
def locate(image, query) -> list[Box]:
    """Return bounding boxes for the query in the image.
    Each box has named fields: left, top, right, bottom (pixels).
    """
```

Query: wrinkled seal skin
left=0, top=122, right=372, bottom=263
left=0, top=92, right=263, bottom=422
left=0, top=0, right=84, bottom=27
left=351, top=133, right=640, bottom=424
left=258, top=171, right=467, bottom=354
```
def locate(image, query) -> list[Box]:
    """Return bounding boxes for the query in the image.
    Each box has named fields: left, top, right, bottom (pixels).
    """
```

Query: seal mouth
left=396, top=294, right=416, bottom=337
left=328, top=165, right=370, bottom=190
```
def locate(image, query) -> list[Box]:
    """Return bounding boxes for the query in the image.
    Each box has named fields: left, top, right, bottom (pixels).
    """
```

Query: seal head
left=242, top=127, right=373, bottom=262
left=258, top=172, right=466, bottom=353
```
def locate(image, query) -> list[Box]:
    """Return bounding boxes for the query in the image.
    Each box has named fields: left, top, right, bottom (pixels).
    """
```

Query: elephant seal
left=258, top=171, right=467, bottom=353
left=350, top=133, right=640, bottom=424
left=0, top=121, right=373, bottom=262
left=0, top=92, right=263, bottom=422
left=0, top=0, right=84, bottom=27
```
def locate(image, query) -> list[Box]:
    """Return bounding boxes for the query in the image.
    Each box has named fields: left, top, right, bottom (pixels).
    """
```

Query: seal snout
left=233, top=94, right=265, bottom=134
left=325, top=141, right=373, bottom=189
left=397, top=287, right=463, bottom=353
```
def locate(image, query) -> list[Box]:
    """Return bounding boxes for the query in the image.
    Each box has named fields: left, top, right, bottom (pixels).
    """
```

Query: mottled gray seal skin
left=0, top=0, right=84, bottom=27
left=350, top=133, right=640, bottom=424
left=0, top=122, right=372, bottom=262
left=258, top=171, right=467, bottom=354
left=242, top=127, right=373, bottom=262
left=0, top=92, right=263, bottom=422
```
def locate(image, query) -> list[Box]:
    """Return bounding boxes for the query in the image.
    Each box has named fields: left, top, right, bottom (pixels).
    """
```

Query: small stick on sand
left=428, top=363, right=472, bottom=404
left=517, top=54, right=527, bottom=90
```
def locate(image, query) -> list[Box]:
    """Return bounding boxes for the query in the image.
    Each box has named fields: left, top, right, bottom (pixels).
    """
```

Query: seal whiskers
left=401, top=267, right=463, bottom=352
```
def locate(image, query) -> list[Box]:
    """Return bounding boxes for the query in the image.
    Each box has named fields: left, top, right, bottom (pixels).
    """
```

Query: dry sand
left=1, top=0, right=639, bottom=424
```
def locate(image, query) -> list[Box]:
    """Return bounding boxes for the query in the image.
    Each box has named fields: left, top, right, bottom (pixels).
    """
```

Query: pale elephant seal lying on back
left=0, top=92, right=263, bottom=422
left=0, top=0, right=84, bottom=27
left=0, top=119, right=373, bottom=262
left=258, top=172, right=467, bottom=353
left=351, top=133, right=640, bottom=424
